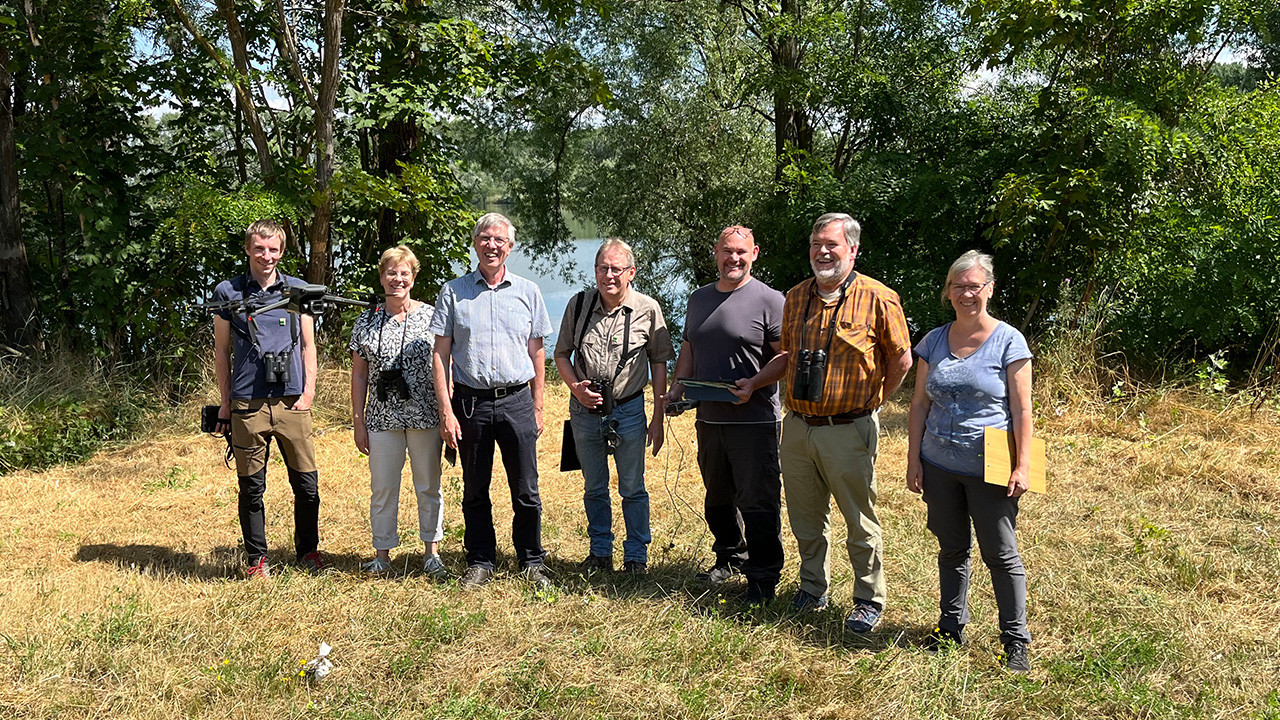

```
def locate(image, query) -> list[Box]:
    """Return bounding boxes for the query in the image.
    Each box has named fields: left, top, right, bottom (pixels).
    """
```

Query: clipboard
left=983, top=426, right=1047, bottom=494
left=678, top=378, right=739, bottom=403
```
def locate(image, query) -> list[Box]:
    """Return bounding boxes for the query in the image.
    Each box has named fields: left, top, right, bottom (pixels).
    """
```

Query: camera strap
left=800, top=271, right=857, bottom=366
left=375, top=303, right=411, bottom=370
left=236, top=274, right=299, bottom=358
left=571, top=289, right=643, bottom=386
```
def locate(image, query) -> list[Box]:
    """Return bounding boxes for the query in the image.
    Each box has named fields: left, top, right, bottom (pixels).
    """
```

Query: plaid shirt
left=780, top=273, right=912, bottom=416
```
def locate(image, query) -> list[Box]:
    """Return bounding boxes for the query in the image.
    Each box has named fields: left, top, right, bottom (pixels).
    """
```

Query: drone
left=190, top=283, right=374, bottom=317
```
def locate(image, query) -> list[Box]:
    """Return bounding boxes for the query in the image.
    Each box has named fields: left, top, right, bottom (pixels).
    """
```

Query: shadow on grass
left=73, top=543, right=366, bottom=580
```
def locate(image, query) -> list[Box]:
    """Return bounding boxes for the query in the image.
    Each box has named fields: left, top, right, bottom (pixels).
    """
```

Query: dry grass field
left=2, top=366, right=1279, bottom=719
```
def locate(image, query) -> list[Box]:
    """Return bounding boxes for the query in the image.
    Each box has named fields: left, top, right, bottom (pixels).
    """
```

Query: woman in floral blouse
left=350, top=246, right=447, bottom=578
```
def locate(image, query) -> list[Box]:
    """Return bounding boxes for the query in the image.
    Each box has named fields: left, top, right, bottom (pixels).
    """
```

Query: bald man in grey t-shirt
left=665, top=226, right=788, bottom=604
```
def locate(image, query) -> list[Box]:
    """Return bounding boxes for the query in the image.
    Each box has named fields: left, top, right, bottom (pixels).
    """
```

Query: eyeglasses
left=476, top=234, right=509, bottom=246
left=595, top=265, right=633, bottom=276
left=949, top=281, right=991, bottom=295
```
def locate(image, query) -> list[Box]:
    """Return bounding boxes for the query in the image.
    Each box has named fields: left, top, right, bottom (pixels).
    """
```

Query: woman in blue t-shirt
left=906, top=250, right=1034, bottom=673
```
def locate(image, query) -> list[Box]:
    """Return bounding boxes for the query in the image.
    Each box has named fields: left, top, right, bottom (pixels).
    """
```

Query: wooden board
left=983, top=426, right=1047, bottom=494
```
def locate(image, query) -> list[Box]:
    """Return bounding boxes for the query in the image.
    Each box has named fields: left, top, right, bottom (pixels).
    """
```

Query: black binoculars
left=790, top=349, right=828, bottom=403
left=588, top=377, right=615, bottom=416
left=603, top=416, right=620, bottom=455
left=262, top=350, right=292, bottom=384
left=376, top=367, right=410, bottom=403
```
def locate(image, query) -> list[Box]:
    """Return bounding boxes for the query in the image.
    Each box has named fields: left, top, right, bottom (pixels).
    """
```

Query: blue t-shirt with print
left=915, top=321, right=1032, bottom=477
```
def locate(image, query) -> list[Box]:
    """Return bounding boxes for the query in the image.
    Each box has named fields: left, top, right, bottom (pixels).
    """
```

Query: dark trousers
left=922, top=459, right=1030, bottom=645
left=696, top=421, right=785, bottom=588
left=238, top=464, right=320, bottom=562
left=454, top=386, right=545, bottom=569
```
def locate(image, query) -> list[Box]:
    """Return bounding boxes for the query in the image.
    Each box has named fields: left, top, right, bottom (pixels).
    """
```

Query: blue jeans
left=570, top=394, right=650, bottom=563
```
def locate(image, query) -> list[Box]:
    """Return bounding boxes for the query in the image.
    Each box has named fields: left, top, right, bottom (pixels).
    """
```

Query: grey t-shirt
left=915, top=321, right=1033, bottom=476
left=682, top=278, right=785, bottom=424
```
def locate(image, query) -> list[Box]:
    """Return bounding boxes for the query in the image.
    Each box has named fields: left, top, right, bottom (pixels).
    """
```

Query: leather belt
left=615, top=390, right=644, bottom=406
left=795, top=409, right=872, bottom=426
left=455, top=382, right=528, bottom=399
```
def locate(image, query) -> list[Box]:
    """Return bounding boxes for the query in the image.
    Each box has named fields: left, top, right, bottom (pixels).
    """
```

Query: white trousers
left=368, top=428, right=444, bottom=550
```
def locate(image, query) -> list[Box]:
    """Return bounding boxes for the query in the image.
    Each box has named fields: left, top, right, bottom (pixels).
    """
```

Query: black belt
left=455, top=382, right=528, bottom=399
left=795, top=409, right=872, bottom=426
left=615, top=389, right=644, bottom=406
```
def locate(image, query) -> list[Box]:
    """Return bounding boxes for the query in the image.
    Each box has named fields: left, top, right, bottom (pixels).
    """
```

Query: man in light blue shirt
left=431, top=212, right=553, bottom=588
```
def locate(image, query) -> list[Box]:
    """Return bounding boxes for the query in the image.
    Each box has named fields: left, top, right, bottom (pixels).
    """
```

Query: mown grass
left=1, top=360, right=1278, bottom=719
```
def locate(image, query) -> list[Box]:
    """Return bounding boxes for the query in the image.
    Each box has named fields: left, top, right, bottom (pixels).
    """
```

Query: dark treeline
left=1, top=0, right=1278, bottom=386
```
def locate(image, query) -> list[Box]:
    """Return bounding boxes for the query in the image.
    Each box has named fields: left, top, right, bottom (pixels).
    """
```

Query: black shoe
left=923, top=626, right=965, bottom=655
left=459, top=564, right=493, bottom=588
left=789, top=589, right=829, bottom=613
left=521, top=563, right=554, bottom=590
left=696, top=563, right=740, bottom=584
left=620, top=560, right=648, bottom=575
left=1002, top=641, right=1031, bottom=673
left=744, top=581, right=776, bottom=605
left=578, top=554, right=613, bottom=573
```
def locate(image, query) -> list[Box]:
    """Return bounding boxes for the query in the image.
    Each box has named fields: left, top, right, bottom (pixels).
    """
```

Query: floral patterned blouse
left=348, top=302, right=440, bottom=432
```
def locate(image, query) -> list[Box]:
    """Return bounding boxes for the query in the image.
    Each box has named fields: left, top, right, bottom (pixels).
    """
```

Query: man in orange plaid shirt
left=779, top=213, right=913, bottom=632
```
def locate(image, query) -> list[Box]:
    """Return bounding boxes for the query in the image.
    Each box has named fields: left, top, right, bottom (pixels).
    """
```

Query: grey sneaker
left=459, top=564, right=493, bottom=588
left=1002, top=641, right=1031, bottom=673
left=521, top=564, right=553, bottom=590
left=620, top=560, right=648, bottom=575
left=790, top=589, right=829, bottom=612
left=696, top=563, right=740, bottom=584
left=578, top=554, right=613, bottom=573
left=844, top=600, right=882, bottom=633
left=422, top=554, right=448, bottom=581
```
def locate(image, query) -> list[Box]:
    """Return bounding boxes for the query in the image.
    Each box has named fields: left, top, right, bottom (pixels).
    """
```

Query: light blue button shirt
left=429, top=269, right=552, bottom=389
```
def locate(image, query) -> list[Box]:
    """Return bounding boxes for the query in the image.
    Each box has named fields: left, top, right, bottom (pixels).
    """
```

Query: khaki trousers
left=780, top=411, right=885, bottom=607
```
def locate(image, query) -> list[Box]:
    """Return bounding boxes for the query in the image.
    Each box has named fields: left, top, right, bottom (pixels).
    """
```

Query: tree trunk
left=375, top=119, right=419, bottom=250
left=0, top=45, right=39, bottom=348
left=305, top=0, right=345, bottom=286
left=772, top=0, right=812, bottom=181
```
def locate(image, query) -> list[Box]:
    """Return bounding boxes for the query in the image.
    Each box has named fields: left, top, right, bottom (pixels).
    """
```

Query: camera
left=790, top=348, right=828, bottom=403
left=263, top=350, right=292, bottom=384
left=665, top=399, right=699, bottom=417
left=587, top=377, right=615, bottom=415
left=376, top=367, right=410, bottom=403
left=200, top=405, right=222, bottom=434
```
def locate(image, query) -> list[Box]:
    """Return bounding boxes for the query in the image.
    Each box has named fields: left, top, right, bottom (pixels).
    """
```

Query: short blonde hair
left=245, top=219, right=286, bottom=248
left=595, top=238, right=636, bottom=268
left=941, top=250, right=995, bottom=306
left=379, top=245, right=420, bottom=277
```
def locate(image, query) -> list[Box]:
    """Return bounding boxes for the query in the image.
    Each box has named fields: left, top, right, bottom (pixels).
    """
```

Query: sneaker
left=521, top=564, right=553, bottom=590
left=578, top=554, right=613, bottom=573
left=422, top=554, right=448, bottom=581
left=245, top=557, right=271, bottom=579
left=923, top=626, right=964, bottom=654
left=620, top=560, right=648, bottom=576
left=1002, top=641, right=1031, bottom=673
left=790, top=589, right=829, bottom=613
left=298, top=551, right=327, bottom=574
left=696, top=562, right=740, bottom=584
left=459, top=564, right=493, bottom=588
left=844, top=600, right=882, bottom=633
left=361, top=557, right=391, bottom=575
left=744, top=581, right=777, bottom=605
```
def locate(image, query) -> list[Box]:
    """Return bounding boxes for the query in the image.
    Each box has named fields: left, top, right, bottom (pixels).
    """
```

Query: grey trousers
left=922, top=459, right=1031, bottom=646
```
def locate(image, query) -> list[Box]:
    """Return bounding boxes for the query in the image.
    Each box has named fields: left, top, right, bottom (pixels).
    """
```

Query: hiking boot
left=578, top=554, right=613, bottom=573
left=298, top=551, right=327, bottom=574
left=844, top=600, right=882, bottom=633
left=422, top=554, right=449, bottom=581
left=521, top=564, right=554, bottom=590
left=744, top=581, right=777, bottom=606
left=696, top=562, right=740, bottom=585
left=245, top=557, right=271, bottom=579
left=924, top=626, right=964, bottom=654
left=620, top=560, right=648, bottom=576
left=459, top=564, right=493, bottom=588
left=1002, top=641, right=1031, bottom=673
left=789, top=589, right=829, bottom=613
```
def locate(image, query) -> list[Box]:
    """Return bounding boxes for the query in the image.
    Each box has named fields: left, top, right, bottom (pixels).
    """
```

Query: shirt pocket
left=835, top=321, right=877, bottom=356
